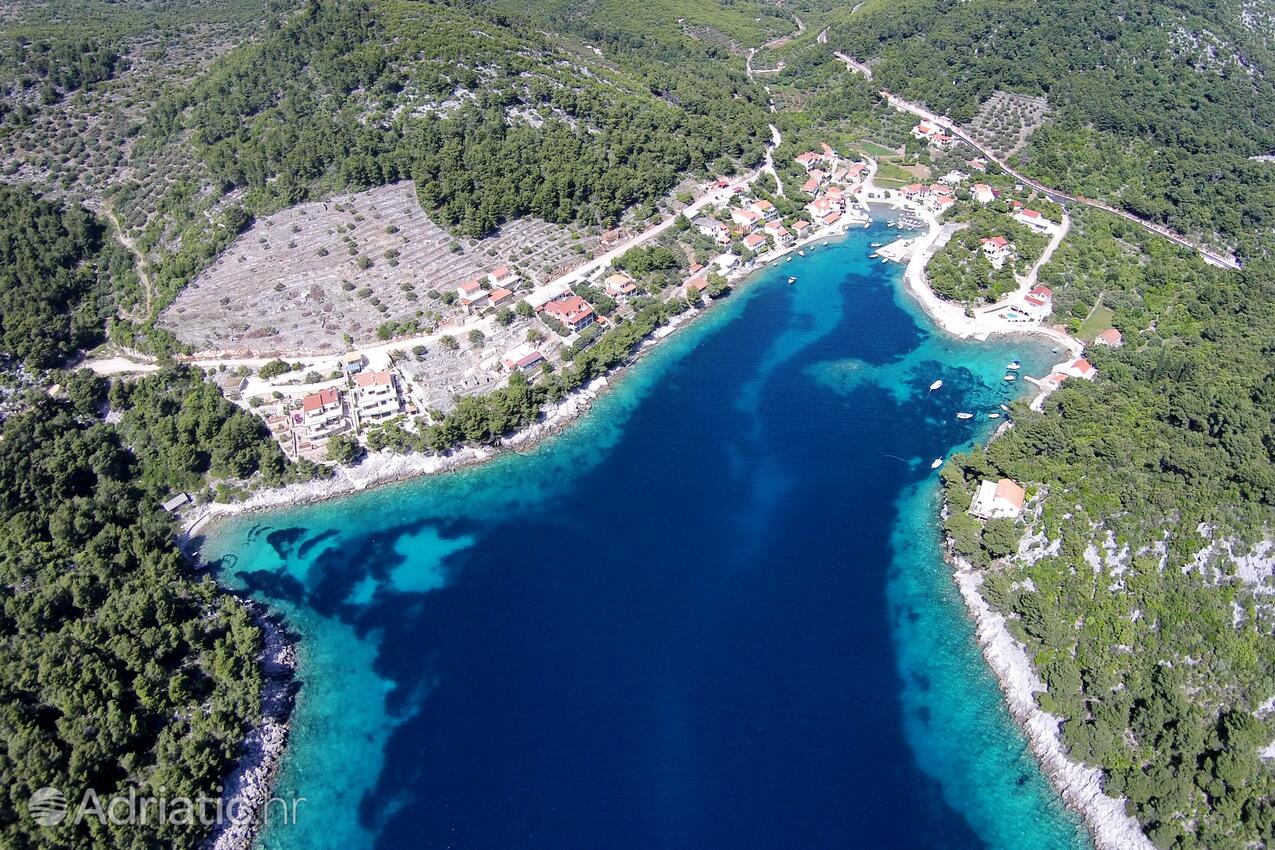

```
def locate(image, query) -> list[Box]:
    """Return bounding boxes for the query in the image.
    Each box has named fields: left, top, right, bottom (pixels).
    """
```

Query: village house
left=456, top=278, right=489, bottom=313
left=971, top=183, right=997, bottom=204
left=794, top=151, right=823, bottom=172
left=801, top=170, right=826, bottom=195
left=791, top=219, right=813, bottom=239
left=300, top=387, right=348, bottom=439
left=899, top=183, right=926, bottom=202
left=967, top=157, right=989, bottom=172
left=742, top=232, right=768, bottom=253
left=731, top=208, right=762, bottom=229
left=684, top=272, right=711, bottom=298
left=929, top=133, right=957, bottom=150
left=1008, top=285, right=1053, bottom=321
left=354, top=371, right=401, bottom=423
left=912, top=121, right=940, bottom=140
left=1094, top=328, right=1124, bottom=348
left=819, top=210, right=841, bottom=227
left=749, top=199, right=778, bottom=221
left=969, top=478, right=1027, bottom=520
left=1054, top=357, right=1097, bottom=381
left=341, top=352, right=367, bottom=375
left=1014, top=207, right=1054, bottom=233
left=487, top=287, right=515, bottom=309
left=980, top=235, right=1014, bottom=269
left=501, top=343, right=545, bottom=373
left=604, top=271, right=638, bottom=298
left=487, top=265, right=518, bottom=289
left=695, top=216, right=731, bottom=244
left=542, top=294, right=596, bottom=332
left=764, top=220, right=794, bottom=245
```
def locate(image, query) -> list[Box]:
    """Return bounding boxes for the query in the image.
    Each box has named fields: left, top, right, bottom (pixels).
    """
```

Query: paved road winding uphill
left=832, top=53, right=1241, bottom=270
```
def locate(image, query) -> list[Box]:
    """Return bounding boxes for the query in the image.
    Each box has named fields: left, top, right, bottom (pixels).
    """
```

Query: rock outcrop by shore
left=204, top=602, right=298, bottom=850
left=952, top=562, right=1157, bottom=850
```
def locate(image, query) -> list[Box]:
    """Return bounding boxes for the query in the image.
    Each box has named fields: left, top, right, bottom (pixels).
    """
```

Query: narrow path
left=105, top=206, right=156, bottom=319
left=762, top=124, right=784, bottom=196
left=832, top=53, right=1240, bottom=270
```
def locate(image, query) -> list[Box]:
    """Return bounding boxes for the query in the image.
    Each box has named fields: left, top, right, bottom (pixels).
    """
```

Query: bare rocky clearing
left=160, top=182, right=601, bottom=355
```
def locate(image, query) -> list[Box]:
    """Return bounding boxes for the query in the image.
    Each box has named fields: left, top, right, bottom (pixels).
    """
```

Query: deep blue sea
left=202, top=223, right=1093, bottom=850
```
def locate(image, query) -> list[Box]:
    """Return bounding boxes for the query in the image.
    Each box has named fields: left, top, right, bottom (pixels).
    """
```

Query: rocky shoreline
left=949, top=558, right=1157, bottom=850
left=202, top=600, right=298, bottom=850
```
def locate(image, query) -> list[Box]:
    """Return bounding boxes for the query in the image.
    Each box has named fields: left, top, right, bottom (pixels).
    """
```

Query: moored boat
left=929, top=379, right=943, bottom=391
left=930, top=458, right=944, bottom=469
left=988, top=412, right=1001, bottom=419
left=956, top=412, right=974, bottom=420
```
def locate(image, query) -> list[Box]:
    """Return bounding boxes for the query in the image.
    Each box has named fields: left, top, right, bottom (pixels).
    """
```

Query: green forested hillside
left=124, top=0, right=769, bottom=313
left=832, top=0, right=1275, bottom=258
left=942, top=212, right=1275, bottom=850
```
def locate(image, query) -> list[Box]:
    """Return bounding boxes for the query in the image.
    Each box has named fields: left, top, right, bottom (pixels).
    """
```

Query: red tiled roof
left=354, top=371, right=392, bottom=388
left=302, top=387, right=339, bottom=411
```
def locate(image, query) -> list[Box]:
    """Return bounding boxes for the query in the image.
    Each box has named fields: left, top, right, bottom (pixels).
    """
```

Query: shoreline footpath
left=872, top=182, right=1155, bottom=849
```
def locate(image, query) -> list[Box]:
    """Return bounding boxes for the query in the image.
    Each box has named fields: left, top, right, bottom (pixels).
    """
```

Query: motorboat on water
left=1000, top=404, right=1010, bottom=413
left=931, top=458, right=944, bottom=469
left=988, top=412, right=1001, bottom=419
left=956, top=412, right=974, bottom=420
left=929, top=379, right=943, bottom=391
left=798, top=250, right=806, bottom=256
left=788, top=276, right=797, bottom=284
left=1003, top=374, right=1017, bottom=382
left=871, top=242, right=881, bottom=248
left=1007, top=360, right=1021, bottom=370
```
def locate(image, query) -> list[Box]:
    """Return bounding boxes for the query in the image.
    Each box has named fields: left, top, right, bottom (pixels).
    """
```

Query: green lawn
left=858, top=139, right=897, bottom=157
left=1077, top=302, right=1115, bottom=342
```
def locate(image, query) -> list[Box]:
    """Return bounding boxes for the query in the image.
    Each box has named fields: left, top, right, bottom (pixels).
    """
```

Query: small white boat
left=871, top=242, right=881, bottom=248
left=931, top=458, right=944, bottom=469
left=881, top=258, right=889, bottom=264
left=823, top=241, right=829, bottom=246
left=787, top=276, right=797, bottom=284
left=929, top=379, right=943, bottom=391
left=1007, top=360, right=1021, bottom=370
left=956, top=412, right=974, bottom=420
left=1000, top=404, right=1010, bottom=413
left=1003, top=374, right=1016, bottom=382
left=787, top=256, right=792, bottom=262
left=988, top=412, right=1001, bottom=419
left=869, top=252, right=878, bottom=258
left=1050, top=347, right=1059, bottom=354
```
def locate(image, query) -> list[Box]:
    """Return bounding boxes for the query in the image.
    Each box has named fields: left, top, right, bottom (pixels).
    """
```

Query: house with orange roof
left=300, top=387, right=348, bottom=438
left=764, top=220, right=793, bottom=245
left=487, top=265, right=517, bottom=288
left=742, top=232, right=768, bottom=252
left=969, top=478, right=1027, bottom=520
left=456, top=278, right=489, bottom=313
left=353, top=371, right=401, bottom=423
left=731, top=208, right=762, bottom=228
left=501, top=344, right=545, bottom=373
left=604, top=271, right=638, bottom=298
left=971, top=183, right=996, bottom=204
left=980, top=235, right=1014, bottom=268
left=541, top=295, right=596, bottom=332
left=1055, top=357, right=1097, bottom=381
left=1014, top=207, right=1054, bottom=233
left=749, top=199, right=778, bottom=221
left=487, top=287, right=515, bottom=309
left=1094, top=328, right=1124, bottom=348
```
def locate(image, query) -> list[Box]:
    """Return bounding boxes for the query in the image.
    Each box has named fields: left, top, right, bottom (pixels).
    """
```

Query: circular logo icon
left=28, top=786, right=67, bottom=826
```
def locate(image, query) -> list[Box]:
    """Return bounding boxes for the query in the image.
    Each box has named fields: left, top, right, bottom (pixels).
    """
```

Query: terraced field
left=160, top=182, right=599, bottom=355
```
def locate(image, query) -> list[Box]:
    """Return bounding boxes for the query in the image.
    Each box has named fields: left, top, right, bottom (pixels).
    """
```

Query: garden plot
left=965, top=91, right=1052, bottom=158
left=160, top=182, right=598, bottom=355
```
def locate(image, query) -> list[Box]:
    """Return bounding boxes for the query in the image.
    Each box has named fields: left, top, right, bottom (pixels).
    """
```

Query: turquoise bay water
left=202, top=225, right=1092, bottom=850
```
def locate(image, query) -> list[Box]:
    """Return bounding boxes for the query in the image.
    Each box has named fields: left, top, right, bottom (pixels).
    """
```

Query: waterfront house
left=819, top=210, right=841, bottom=227
left=301, top=388, right=347, bottom=439
left=980, top=236, right=1014, bottom=268
left=542, top=295, right=596, bottom=332
left=743, top=232, right=768, bottom=253
left=969, top=478, right=1026, bottom=520
left=791, top=219, right=813, bottom=239
left=1094, top=328, right=1124, bottom=348
left=696, top=216, right=731, bottom=244
left=749, top=199, right=778, bottom=221
left=501, top=344, right=545, bottom=373
left=731, top=208, right=762, bottom=229
left=1055, top=357, right=1097, bottom=381
left=354, top=371, right=401, bottom=423
left=684, top=273, right=711, bottom=298
left=764, top=220, right=793, bottom=245
left=801, top=173, right=824, bottom=195
left=604, top=271, right=638, bottom=298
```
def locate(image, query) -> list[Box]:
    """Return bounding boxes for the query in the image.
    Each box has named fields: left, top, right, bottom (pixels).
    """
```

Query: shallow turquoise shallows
left=203, top=222, right=1093, bottom=850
